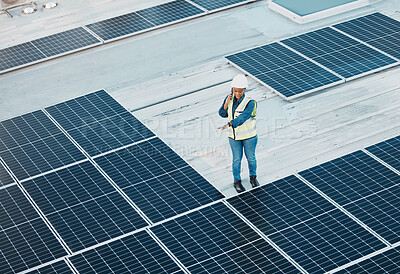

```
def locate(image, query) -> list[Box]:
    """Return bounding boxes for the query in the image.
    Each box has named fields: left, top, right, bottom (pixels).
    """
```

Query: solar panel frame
left=69, top=230, right=185, bottom=273
left=268, top=208, right=387, bottom=273
left=0, top=132, right=87, bottom=181
left=30, top=27, right=102, bottom=58
left=225, top=41, right=344, bottom=100
left=85, top=11, right=156, bottom=42
left=45, top=90, right=155, bottom=157
left=343, top=184, right=400, bottom=245
left=188, top=0, right=257, bottom=12
left=0, top=42, right=47, bottom=74
left=0, top=185, right=68, bottom=273
left=94, top=137, right=224, bottom=223
left=365, top=135, right=400, bottom=172
left=151, top=202, right=301, bottom=273
left=281, top=26, right=398, bottom=80
left=22, top=161, right=149, bottom=252
left=336, top=246, right=400, bottom=273
left=333, top=12, right=400, bottom=60
left=136, top=0, right=205, bottom=27
left=227, top=175, right=337, bottom=236
left=0, top=160, right=15, bottom=187
left=25, top=260, right=74, bottom=274
left=298, top=150, right=400, bottom=206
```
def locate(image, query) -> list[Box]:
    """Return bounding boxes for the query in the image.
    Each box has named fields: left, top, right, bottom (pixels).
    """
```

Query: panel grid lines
left=151, top=202, right=300, bottom=273
left=226, top=41, right=343, bottom=99
left=0, top=185, right=68, bottom=273
left=22, top=161, right=148, bottom=252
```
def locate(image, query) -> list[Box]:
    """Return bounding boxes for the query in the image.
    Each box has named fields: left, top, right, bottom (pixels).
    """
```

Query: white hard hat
left=231, top=74, right=248, bottom=89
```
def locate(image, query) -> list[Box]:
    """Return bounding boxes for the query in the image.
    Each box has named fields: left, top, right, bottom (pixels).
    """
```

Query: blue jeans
left=228, top=135, right=258, bottom=182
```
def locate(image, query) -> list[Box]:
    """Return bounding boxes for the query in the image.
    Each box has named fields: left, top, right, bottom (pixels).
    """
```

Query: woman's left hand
left=218, top=124, right=229, bottom=130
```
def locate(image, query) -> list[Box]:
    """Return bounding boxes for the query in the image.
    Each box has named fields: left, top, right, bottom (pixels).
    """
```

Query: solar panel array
left=0, top=90, right=224, bottom=273
left=2, top=90, right=400, bottom=272
left=226, top=12, right=400, bottom=100
left=0, top=28, right=102, bottom=74
left=0, top=0, right=259, bottom=74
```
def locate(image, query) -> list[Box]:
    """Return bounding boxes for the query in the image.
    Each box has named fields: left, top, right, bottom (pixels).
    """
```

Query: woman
left=218, top=74, right=259, bottom=193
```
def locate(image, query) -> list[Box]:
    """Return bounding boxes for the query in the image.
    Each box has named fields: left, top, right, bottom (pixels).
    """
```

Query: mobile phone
left=230, top=88, right=233, bottom=96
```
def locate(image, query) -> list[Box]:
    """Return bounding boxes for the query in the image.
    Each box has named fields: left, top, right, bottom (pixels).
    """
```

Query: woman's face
left=233, top=88, right=245, bottom=100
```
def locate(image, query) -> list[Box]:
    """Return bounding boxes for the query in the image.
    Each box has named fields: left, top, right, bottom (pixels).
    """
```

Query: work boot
left=233, top=180, right=245, bottom=193
left=250, top=175, right=259, bottom=188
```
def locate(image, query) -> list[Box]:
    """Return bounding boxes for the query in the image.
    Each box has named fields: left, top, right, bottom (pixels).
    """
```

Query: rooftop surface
left=1, top=0, right=400, bottom=201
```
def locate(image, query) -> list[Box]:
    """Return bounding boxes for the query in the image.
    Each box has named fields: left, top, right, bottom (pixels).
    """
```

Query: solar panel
left=298, top=150, right=400, bottom=206
left=45, top=90, right=129, bottom=131
left=343, top=185, right=400, bottom=244
left=26, top=260, right=73, bottom=274
left=0, top=161, right=14, bottom=187
left=228, top=175, right=336, bottom=236
left=333, top=12, right=400, bottom=59
left=189, top=0, right=253, bottom=11
left=85, top=12, right=156, bottom=42
left=225, top=42, right=343, bottom=99
left=136, top=0, right=205, bottom=27
left=151, top=202, right=301, bottom=273
left=268, top=208, right=386, bottom=273
left=0, top=111, right=86, bottom=181
left=0, top=42, right=46, bottom=72
left=46, top=90, right=154, bottom=156
left=31, top=27, right=102, bottom=58
left=70, top=230, right=183, bottom=273
left=0, top=185, right=67, bottom=273
left=337, top=246, right=400, bottom=273
left=94, top=138, right=224, bottom=222
left=22, top=161, right=148, bottom=252
left=281, top=27, right=398, bottom=79
left=365, top=135, right=400, bottom=171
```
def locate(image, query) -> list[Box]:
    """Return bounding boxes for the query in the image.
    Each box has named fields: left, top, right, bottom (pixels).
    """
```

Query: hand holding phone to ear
left=223, top=89, right=233, bottom=110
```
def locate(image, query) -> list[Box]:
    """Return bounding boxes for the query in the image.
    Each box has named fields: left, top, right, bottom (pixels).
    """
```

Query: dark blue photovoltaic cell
left=228, top=175, right=336, bottom=236
left=0, top=162, right=14, bottom=186
left=281, top=27, right=397, bottom=78
left=86, top=12, right=155, bottom=41
left=0, top=42, right=46, bottom=72
left=67, top=111, right=154, bottom=156
left=344, top=185, right=400, bottom=244
left=26, top=260, right=73, bottom=274
left=334, top=12, right=400, bottom=59
left=299, top=150, right=400, bottom=206
left=0, top=133, right=86, bottom=180
left=225, top=42, right=342, bottom=99
left=123, top=166, right=223, bottom=222
left=152, top=202, right=300, bottom=273
left=94, top=138, right=187, bottom=188
left=46, top=90, right=153, bottom=156
left=31, top=27, right=101, bottom=57
left=136, top=0, right=204, bottom=26
left=70, top=231, right=183, bottom=273
left=0, top=186, right=67, bottom=273
left=269, top=208, right=386, bottom=273
left=190, top=0, right=250, bottom=11
left=45, top=90, right=128, bottom=131
left=337, top=246, right=400, bottom=273
left=95, top=138, right=223, bottom=222
left=0, top=110, right=60, bottom=152
left=23, top=161, right=147, bottom=252
left=365, top=135, right=400, bottom=171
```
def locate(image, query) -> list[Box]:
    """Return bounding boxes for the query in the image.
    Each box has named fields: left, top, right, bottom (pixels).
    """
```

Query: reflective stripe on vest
left=227, top=94, right=257, bottom=140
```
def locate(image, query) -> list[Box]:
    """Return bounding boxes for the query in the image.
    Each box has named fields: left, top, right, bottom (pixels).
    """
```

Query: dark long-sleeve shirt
left=218, top=94, right=255, bottom=128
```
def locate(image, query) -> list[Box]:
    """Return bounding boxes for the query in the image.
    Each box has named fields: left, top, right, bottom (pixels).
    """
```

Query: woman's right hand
left=223, top=93, right=233, bottom=109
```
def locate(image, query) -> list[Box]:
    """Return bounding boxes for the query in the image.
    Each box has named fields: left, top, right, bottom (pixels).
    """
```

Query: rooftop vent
left=42, top=1, right=57, bottom=10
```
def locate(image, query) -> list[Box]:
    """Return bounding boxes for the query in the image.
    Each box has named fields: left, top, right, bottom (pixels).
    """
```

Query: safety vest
left=227, top=94, right=257, bottom=140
